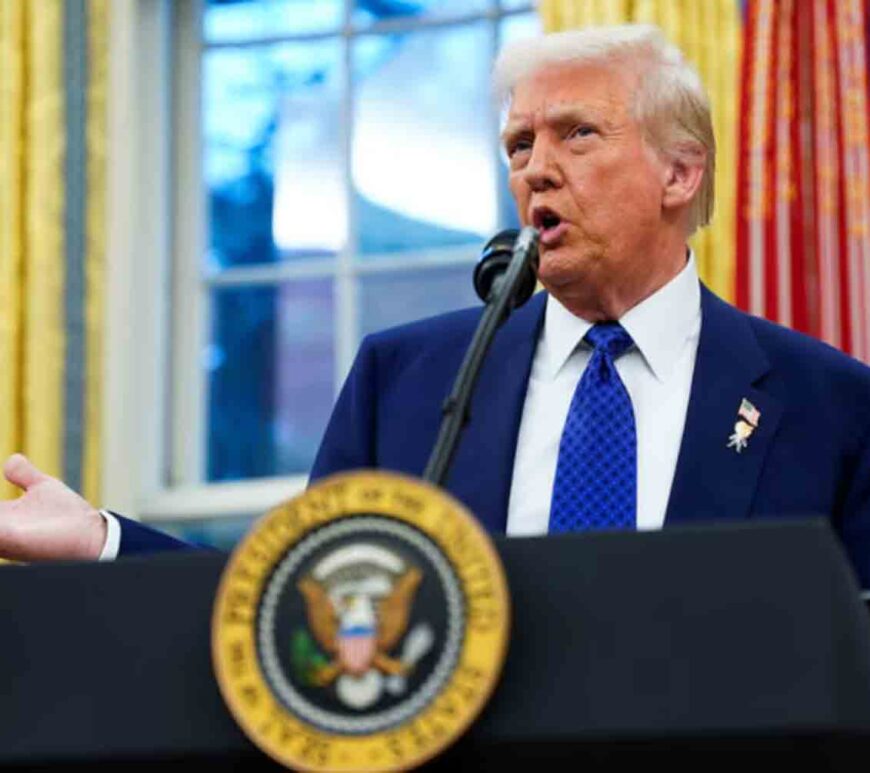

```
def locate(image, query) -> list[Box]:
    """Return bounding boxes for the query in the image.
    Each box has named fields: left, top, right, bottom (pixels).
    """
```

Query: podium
left=1, top=519, right=870, bottom=770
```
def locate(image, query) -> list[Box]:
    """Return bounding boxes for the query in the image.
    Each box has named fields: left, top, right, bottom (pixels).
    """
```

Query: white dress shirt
left=507, top=255, right=702, bottom=535
left=98, top=510, right=120, bottom=560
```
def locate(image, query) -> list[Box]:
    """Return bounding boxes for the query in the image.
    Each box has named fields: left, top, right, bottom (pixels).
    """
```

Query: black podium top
left=1, top=519, right=869, bottom=769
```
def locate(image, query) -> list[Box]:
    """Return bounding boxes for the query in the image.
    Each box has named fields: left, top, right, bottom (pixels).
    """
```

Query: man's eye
left=507, top=139, right=532, bottom=157
left=570, top=125, right=596, bottom=139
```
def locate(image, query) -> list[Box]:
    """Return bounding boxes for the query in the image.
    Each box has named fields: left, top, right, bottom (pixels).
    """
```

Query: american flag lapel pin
left=727, top=398, right=761, bottom=453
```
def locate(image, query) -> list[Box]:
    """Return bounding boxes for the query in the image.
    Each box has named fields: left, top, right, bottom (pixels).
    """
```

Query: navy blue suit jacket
left=309, top=286, right=870, bottom=588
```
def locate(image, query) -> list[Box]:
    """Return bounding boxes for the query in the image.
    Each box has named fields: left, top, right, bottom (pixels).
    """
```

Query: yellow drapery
left=0, top=0, right=106, bottom=502
left=537, top=0, right=742, bottom=302
left=84, top=0, right=107, bottom=503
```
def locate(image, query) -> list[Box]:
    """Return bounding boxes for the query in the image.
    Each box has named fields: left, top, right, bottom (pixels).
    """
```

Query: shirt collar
left=540, top=251, right=701, bottom=382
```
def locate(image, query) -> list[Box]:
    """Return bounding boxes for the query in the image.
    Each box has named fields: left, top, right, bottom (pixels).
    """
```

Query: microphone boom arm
left=422, top=227, right=539, bottom=488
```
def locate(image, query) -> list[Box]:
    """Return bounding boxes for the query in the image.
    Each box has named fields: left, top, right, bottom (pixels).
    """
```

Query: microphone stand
left=422, top=227, right=539, bottom=488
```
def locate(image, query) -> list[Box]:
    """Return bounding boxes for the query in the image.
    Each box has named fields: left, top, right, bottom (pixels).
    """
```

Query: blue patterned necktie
left=548, top=322, right=636, bottom=532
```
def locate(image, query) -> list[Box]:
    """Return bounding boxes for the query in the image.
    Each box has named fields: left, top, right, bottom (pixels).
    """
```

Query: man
left=3, top=26, right=870, bottom=585
left=308, top=25, right=870, bottom=584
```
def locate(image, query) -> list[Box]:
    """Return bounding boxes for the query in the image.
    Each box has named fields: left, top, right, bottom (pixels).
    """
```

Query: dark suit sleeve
left=114, top=513, right=195, bottom=556
left=309, top=335, right=379, bottom=483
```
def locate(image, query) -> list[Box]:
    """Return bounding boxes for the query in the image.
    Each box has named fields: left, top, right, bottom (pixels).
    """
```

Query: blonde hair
left=493, top=25, right=715, bottom=234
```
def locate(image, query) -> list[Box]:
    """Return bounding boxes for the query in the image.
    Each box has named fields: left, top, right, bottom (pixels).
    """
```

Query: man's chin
left=536, top=257, right=613, bottom=318
left=536, top=251, right=588, bottom=291
left=536, top=271, right=584, bottom=306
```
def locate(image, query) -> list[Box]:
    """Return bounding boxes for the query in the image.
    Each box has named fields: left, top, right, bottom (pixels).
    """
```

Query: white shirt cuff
left=98, top=509, right=121, bottom=561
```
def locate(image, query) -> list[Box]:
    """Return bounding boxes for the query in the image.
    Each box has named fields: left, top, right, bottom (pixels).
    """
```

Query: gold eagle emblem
left=298, top=567, right=423, bottom=686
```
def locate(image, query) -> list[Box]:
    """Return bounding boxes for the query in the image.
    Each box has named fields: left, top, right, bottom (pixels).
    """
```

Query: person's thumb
left=3, top=454, right=51, bottom=492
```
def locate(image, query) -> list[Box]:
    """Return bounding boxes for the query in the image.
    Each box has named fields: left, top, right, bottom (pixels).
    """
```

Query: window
left=106, top=0, right=540, bottom=547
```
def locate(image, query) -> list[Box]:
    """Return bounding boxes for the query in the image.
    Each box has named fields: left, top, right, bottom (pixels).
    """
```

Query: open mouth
left=532, top=207, right=566, bottom=244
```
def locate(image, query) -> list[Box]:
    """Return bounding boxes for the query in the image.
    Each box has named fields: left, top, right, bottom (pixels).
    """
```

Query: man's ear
left=661, top=147, right=706, bottom=211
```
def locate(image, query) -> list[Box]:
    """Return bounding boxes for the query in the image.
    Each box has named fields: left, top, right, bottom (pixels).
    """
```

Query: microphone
left=423, top=226, right=540, bottom=487
left=473, top=227, right=540, bottom=306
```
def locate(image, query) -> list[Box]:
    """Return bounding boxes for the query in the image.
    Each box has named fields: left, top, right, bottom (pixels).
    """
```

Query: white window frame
left=103, top=0, right=536, bottom=526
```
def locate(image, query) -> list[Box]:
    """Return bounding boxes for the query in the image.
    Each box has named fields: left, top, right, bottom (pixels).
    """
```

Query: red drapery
left=737, top=0, right=870, bottom=361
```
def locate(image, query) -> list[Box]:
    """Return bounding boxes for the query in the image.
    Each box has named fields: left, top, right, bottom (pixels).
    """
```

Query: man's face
left=503, top=60, right=677, bottom=319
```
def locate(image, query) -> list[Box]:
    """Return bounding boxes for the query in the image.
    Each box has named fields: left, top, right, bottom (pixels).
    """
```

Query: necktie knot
left=584, top=322, right=633, bottom=360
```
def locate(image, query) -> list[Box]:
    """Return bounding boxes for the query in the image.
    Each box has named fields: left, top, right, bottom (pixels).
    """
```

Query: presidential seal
left=212, top=471, right=510, bottom=772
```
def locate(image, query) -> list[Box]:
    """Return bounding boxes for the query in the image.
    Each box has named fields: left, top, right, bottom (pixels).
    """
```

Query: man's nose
left=523, top=139, right=563, bottom=191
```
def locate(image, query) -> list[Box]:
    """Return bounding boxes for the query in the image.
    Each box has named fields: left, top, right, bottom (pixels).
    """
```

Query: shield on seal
left=339, top=625, right=377, bottom=675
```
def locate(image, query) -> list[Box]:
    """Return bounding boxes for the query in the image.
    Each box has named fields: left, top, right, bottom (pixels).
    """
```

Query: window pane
left=352, top=24, right=498, bottom=256
left=156, top=515, right=258, bottom=551
left=204, top=0, right=343, bottom=43
left=499, top=9, right=542, bottom=44
left=204, top=40, right=345, bottom=269
left=359, top=264, right=481, bottom=337
left=353, top=0, right=490, bottom=27
left=500, top=0, right=538, bottom=11
left=207, top=280, right=334, bottom=481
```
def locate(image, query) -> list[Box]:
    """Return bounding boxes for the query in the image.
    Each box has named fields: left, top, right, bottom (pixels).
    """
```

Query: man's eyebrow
left=545, top=103, right=603, bottom=125
left=501, top=103, right=608, bottom=143
left=500, top=120, right=530, bottom=144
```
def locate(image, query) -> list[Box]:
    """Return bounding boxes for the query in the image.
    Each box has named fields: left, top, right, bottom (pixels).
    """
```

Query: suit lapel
left=665, top=287, right=783, bottom=525
left=446, top=292, right=547, bottom=534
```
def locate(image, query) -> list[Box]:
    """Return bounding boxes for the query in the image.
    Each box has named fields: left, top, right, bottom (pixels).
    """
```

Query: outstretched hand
left=0, top=454, right=106, bottom=561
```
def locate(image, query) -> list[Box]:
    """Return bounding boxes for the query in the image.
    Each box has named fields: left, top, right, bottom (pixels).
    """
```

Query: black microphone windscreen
left=473, top=229, right=518, bottom=302
left=473, top=228, right=538, bottom=306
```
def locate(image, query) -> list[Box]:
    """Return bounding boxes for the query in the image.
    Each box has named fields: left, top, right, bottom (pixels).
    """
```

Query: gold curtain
left=0, top=0, right=107, bottom=502
left=84, top=0, right=107, bottom=502
left=538, top=0, right=742, bottom=303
